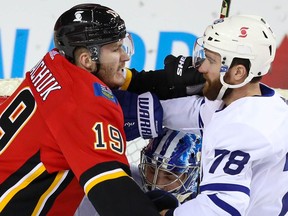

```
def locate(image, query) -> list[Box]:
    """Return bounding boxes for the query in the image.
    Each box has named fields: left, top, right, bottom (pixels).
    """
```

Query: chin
left=203, top=88, right=218, bottom=101
left=110, top=81, right=124, bottom=89
left=116, top=76, right=125, bottom=86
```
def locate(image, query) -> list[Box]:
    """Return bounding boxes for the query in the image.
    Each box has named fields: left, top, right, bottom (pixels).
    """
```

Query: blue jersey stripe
left=283, top=152, right=288, bottom=171
left=208, top=194, right=241, bottom=216
left=200, top=183, right=250, bottom=196
left=279, top=192, right=288, bottom=216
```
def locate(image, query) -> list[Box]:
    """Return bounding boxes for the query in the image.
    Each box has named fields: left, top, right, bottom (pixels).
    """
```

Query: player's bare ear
left=234, top=65, right=246, bottom=81
left=78, top=51, right=94, bottom=72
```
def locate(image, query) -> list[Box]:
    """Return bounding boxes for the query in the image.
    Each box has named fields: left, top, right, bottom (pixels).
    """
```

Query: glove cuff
left=137, top=92, right=162, bottom=139
left=119, top=68, right=132, bottom=90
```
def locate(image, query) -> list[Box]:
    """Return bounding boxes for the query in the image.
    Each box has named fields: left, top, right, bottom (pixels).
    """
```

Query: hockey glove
left=112, top=90, right=163, bottom=141
left=164, top=54, right=205, bottom=96
left=145, top=189, right=179, bottom=212
left=124, top=55, right=205, bottom=100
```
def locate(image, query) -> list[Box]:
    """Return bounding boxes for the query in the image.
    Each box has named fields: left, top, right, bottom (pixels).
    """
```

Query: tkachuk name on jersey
left=29, top=60, right=62, bottom=101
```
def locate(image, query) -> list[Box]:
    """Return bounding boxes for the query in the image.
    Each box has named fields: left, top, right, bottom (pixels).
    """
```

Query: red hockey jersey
left=0, top=50, right=158, bottom=216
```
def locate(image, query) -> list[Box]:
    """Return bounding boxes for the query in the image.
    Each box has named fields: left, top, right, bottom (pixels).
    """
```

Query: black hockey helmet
left=54, top=3, right=126, bottom=62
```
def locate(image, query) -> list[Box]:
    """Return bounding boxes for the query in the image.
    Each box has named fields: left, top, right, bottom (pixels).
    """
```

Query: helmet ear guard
left=53, top=3, right=128, bottom=62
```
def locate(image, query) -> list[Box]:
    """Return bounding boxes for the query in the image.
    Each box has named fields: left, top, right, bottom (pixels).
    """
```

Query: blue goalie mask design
left=139, top=128, right=202, bottom=203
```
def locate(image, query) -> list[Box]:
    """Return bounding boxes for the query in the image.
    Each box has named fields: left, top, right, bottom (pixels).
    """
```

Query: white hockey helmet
left=194, top=15, right=276, bottom=94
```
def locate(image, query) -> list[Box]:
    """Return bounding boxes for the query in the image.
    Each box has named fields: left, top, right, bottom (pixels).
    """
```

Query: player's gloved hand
left=164, top=54, right=205, bottom=96
left=112, top=90, right=163, bottom=141
left=145, top=190, right=178, bottom=214
left=123, top=55, right=205, bottom=100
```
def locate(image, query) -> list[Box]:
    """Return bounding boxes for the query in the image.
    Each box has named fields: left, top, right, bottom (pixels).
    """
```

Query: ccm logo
left=239, top=27, right=249, bottom=38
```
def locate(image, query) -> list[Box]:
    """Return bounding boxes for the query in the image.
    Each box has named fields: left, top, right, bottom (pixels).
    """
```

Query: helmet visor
left=122, top=33, right=134, bottom=58
left=193, top=37, right=205, bottom=69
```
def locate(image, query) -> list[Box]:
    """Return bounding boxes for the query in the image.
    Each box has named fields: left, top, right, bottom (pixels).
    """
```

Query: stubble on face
left=96, top=65, right=125, bottom=89
left=202, top=76, right=223, bottom=101
left=96, top=42, right=127, bottom=89
left=202, top=73, right=234, bottom=101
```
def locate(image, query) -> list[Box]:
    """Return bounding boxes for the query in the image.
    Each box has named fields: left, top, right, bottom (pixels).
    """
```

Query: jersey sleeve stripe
left=200, top=183, right=250, bottom=196
left=284, top=152, right=288, bottom=171
left=208, top=194, right=241, bottom=216
left=83, top=168, right=129, bottom=194
left=32, top=170, right=69, bottom=215
left=0, top=163, right=45, bottom=211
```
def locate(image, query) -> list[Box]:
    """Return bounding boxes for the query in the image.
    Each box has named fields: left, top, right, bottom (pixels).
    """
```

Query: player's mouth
left=115, top=67, right=125, bottom=78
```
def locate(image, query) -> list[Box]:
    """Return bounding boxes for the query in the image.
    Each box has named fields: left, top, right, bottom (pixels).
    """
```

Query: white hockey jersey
left=161, top=84, right=288, bottom=216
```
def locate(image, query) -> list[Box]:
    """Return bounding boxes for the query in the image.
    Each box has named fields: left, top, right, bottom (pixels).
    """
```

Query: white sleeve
left=174, top=192, right=249, bottom=216
left=160, top=96, right=223, bottom=133
left=74, top=196, right=99, bottom=216
left=160, top=95, right=203, bottom=133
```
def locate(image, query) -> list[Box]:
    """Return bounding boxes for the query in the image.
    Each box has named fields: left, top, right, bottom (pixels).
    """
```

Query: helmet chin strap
left=216, top=73, right=254, bottom=100
left=216, top=84, right=228, bottom=100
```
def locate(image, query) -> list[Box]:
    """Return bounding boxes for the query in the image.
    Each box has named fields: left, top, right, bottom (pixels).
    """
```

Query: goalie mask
left=193, top=15, right=276, bottom=99
left=54, top=3, right=134, bottom=63
left=139, top=128, right=202, bottom=203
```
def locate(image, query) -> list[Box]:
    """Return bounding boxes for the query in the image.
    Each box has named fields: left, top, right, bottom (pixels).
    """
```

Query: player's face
left=96, top=40, right=130, bottom=89
left=145, top=165, right=186, bottom=192
left=198, top=49, right=223, bottom=100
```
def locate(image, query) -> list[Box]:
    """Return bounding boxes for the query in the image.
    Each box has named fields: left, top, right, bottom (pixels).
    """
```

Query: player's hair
left=139, top=128, right=202, bottom=203
left=54, top=3, right=126, bottom=63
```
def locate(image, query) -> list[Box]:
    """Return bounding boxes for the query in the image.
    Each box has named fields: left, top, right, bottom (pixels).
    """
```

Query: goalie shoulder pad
left=112, top=90, right=163, bottom=141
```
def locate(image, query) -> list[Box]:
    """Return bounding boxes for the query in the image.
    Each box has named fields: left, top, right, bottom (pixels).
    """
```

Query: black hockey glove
left=145, top=189, right=179, bottom=212
left=164, top=54, right=205, bottom=96
left=126, top=55, right=205, bottom=100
